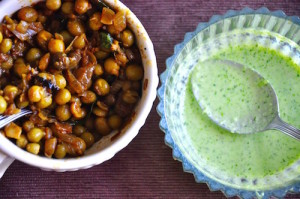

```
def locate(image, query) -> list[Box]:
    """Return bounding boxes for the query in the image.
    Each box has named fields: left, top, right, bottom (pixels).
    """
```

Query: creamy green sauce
left=191, top=59, right=276, bottom=134
left=183, top=45, right=300, bottom=179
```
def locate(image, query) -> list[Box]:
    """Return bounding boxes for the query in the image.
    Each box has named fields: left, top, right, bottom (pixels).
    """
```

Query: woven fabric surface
left=1, top=0, right=300, bottom=198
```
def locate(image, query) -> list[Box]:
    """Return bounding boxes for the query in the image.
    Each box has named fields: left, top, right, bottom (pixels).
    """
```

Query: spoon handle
left=268, top=115, right=300, bottom=140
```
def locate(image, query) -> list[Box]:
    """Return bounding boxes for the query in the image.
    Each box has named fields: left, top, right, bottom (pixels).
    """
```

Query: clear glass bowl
left=157, top=7, right=300, bottom=198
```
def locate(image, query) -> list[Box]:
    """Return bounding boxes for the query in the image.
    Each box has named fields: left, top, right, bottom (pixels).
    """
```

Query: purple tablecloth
left=1, top=0, right=300, bottom=198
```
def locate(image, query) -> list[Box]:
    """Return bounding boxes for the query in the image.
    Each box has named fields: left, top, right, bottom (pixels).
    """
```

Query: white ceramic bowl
left=0, top=0, right=158, bottom=178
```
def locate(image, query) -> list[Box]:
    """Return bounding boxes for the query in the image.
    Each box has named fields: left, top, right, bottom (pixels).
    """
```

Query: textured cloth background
left=1, top=0, right=300, bottom=198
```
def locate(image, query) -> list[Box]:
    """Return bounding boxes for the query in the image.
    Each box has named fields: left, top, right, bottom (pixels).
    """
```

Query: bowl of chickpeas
left=0, top=0, right=158, bottom=176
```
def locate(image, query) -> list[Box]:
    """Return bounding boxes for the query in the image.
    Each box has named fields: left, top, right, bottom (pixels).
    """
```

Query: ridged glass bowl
left=157, top=7, right=300, bottom=198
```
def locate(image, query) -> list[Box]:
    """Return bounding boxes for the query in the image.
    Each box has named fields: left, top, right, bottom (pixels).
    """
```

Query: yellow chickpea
left=126, top=64, right=144, bottom=81
left=67, top=19, right=85, bottom=36
left=14, top=58, right=30, bottom=77
left=75, top=0, right=90, bottom=15
left=61, top=2, right=74, bottom=15
left=55, top=88, right=71, bottom=105
left=55, top=104, right=71, bottom=121
left=94, top=78, right=110, bottom=96
left=0, top=38, right=12, bottom=53
left=46, top=0, right=61, bottom=11
left=48, top=38, right=65, bottom=53
left=54, top=144, right=66, bottom=159
left=28, top=85, right=44, bottom=103
left=0, top=96, right=7, bottom=114
left=0, top=31, right=3, bottom=44
left=36, top=30, right=53, bottom=50
left=3, top=85, right=18, bottom=103
left=26, top=143, right=40, bottom=155
left=26, top=48, right=42, bottom=63
left=89, top=12, right=102, bottom=31
left=104, top=57, right=120, bottom=76
left=54, top=74, right=67, bottom=89
left=73, top=34, right=86, bottom=49
left=18, top=7, right=38, bottom=22
left=27, top=127, right=45, bottom=143
left=16, top=134, right=28, bottom=149
left=94, top=64, right=104, bottom=76
left=121, top=29, right=134, bottom=47
left=36, top=94, right=52, bottom=109
left=23, top=120, right=34, bottom=133
left=80, top=132, right=94, bottom=148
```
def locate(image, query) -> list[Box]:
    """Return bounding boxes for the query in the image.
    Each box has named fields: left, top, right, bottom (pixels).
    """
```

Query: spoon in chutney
left=191, top=59, right=300, bottom=140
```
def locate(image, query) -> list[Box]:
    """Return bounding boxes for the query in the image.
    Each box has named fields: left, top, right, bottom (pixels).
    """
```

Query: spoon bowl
left=191, top=59, right=300, bottom=139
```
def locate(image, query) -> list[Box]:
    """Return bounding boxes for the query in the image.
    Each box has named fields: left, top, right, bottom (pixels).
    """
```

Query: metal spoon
left=191, top=59, right=300, bottom=140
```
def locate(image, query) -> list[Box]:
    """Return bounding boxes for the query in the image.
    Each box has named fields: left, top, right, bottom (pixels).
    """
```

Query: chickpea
left=104, top=94, right=116, bottom=106
left=55, top=104, right=71, bottom=121
left=70, top=102, right=86, bottom=119
left=89, top=12, right=102, bottom=31
left=0, top=38, right=12, bottom=53
left=26, top=48, right=42, bottom=63
left=94, top=78, right=110, bottom=96
left=94, top=51, right=109, bottom=60
left=60, top=31, right=73, bottom=46
left=39, top=53, right=50, bottom=71
left=73, top=125, right=86, bottom=136
left=28, top=85, right=44, bottom=102
left=46, top=0, right=61, bottom=11
left=80, top=91, right=97, bottom=104
left=73, top=34, right=86, bottom=49
left=61, top=2, right=74, bottom=15
left=23, top=120, right=34, bottom=133
left=27, top=127, right=45, bottom=143
left=48, top=38, right=65, bottom=53
left=4, top=122, right=22, bottom=139
left=94, top=117, right=111, bottom=135
left=108, top=114, right=122, bottom=130
left=92, top=106, right=108, bottom=117
left=14, top=58, right=30, bottom=77
left=38, top=13, right=47, bottom=24
left=18, top=7, right=38, bottom=22
left=44, top=137, right=57, bottom=158
left=0, top=96, right=7, bottom=114
left=0, top=31, right=3, bottom=44
left=115, top=52, right=128, bottom=66
left=36, top=30, right=53, bottom=50
left=122, top=90, right=139, bottom=104
left=54, top=144, right=66, bottom=159
left=16, top=134, right=28, bottom=149
left=94, top=64, right=104, bottom=76
left=36, top=94, right=52, bottom=109
left=126, top=64, right=143, bottom=81
left=1, top=56, right=13, bottom=70
left=54, top=74, right=67, bottom=89
left=121, top=29, right=134, bottom=47
left=104, top=57, right=120, bottom=76
left=67, top=19, right=85, bottom=36
left=55, top=88, right=71, bottom=105
left=16, top=94, right=29, bottom=109
left=80, top=132, right=94, bottom=148
left=85, top=117, right=94, bottom=131
left=75, top=0, right=90, bottom=15
left=26, top=143, right=40, bottom=155
left=3, top=85, right=18, bottom=103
